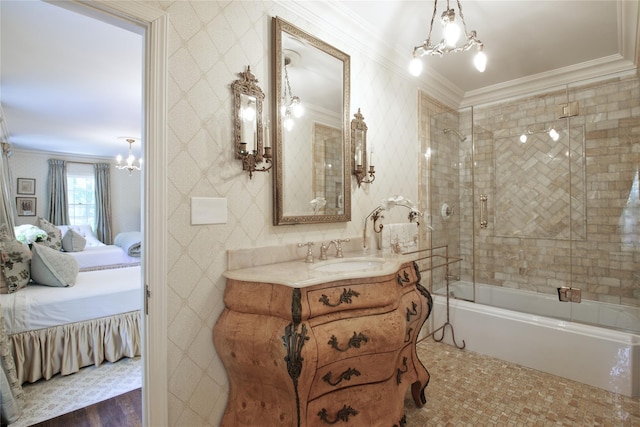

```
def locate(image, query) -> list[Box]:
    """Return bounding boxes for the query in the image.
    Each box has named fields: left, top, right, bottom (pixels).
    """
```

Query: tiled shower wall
left=422, top=74, right=640, bottom=308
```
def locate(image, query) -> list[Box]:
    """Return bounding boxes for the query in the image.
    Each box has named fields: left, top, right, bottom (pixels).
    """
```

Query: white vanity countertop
left=224, top=250, right=419, bottom=288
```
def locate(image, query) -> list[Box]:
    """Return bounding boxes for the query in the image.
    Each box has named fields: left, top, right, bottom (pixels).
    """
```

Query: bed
left=1, top=221, right=142, bottom=385
left=65, top=245, right=140, bottom=271
left=57, top=225, right=141, bottom=271
left=1, top=265, right=141, bottom=383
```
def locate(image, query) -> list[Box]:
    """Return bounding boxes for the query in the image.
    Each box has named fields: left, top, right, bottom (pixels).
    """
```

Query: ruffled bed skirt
left=9, top=311, right=141, bottom=384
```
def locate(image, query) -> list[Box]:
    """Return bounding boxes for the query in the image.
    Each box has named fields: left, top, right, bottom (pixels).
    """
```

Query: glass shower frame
left=424, top=73, right=640, bottom=334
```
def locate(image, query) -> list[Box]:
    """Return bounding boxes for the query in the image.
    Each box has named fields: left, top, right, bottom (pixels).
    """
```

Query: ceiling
left=0, top=0, right=143, bottom=158
left=0, top=0, right=638, bottom=157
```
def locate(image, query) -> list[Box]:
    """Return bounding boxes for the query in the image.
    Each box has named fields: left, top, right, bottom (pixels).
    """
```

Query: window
left=66, top=163, right=96, bottom=227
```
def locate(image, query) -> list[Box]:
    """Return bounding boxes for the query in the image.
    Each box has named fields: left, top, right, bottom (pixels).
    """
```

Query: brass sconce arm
left=355, top=165, right=376, bottom=187
left=239, top=143, right=272, bottom=179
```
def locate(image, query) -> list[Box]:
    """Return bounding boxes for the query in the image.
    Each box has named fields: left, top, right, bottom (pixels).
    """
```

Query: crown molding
left=279, top=0, right=639, bottom=110
left=461, top=54, right=638, bottom=108
left=620, top=0, right=640, bottom=65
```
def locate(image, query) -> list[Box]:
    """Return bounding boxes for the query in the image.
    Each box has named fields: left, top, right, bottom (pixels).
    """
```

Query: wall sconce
left=351, top=108, right=375, bottom=187
left=232, top=66, right=272, bottom=179
left=238, top=123, right=272, bottom=179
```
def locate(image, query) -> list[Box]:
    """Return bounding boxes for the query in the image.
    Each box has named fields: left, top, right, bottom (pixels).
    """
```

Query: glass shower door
left=427, top=108, right=472, bottom=301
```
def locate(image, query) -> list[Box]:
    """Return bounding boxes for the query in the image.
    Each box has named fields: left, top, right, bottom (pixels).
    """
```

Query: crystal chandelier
left=115, top=137, right=142, bottom=175
left=410, top=0, right=487, bottom=76
left=281, top=54, right=303, bottom=131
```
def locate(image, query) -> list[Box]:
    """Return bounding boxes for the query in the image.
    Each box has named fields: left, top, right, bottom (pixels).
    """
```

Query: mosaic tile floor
left=405, top=339, right=640, bottom=426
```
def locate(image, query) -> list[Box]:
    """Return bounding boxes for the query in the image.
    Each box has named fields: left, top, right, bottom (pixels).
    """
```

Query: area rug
left=9, top=357, right=141, bottom=426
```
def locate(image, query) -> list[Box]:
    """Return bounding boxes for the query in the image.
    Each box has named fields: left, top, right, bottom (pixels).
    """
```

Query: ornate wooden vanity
left=214, top=258, right=432, bottom=426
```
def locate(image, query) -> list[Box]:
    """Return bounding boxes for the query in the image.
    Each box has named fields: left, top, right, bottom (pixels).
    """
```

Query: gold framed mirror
left=272, top=17, right=351, bottom=225
left=232, top=66, right=270, bottom=178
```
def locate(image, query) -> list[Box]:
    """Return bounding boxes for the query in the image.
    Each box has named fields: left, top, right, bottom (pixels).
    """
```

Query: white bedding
left=66, top=245, right=140, bottom=271
left=0, top=265, right=141, bottom=334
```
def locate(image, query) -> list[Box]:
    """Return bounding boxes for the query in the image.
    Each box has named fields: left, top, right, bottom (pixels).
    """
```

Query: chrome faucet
left=319, top=238, right=350, bottom=259
left=319, top=242, right=329, bottom=260
left=331, top=238, right=350, bottom=258
left=298, top=242, right=315, bottom=263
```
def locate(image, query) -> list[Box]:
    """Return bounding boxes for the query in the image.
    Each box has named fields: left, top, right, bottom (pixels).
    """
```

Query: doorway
left=0, top=1, right=168, bottom=425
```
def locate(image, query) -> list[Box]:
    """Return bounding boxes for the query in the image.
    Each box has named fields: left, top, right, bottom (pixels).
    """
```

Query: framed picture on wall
left=17, top=178, right=36, bottom=195
left=16, top=197, right=36, bottom=216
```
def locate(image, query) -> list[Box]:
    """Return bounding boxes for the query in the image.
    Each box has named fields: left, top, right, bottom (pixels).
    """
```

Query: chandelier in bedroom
left=115, top=137, right=142, bottom=175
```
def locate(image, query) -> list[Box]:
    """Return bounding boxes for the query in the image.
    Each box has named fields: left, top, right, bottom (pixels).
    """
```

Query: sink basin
left=312, top=258, right=386, bottom=273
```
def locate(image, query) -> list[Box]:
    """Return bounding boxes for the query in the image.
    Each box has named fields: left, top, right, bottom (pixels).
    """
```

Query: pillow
left=57, top=225, right=104, bottom=247
left=0, top=240, right=32, bottom=293
left=30, top=244, right=78, bottom=287
left=37, top=217, right=62, bottom=250
left=62, top=229, right=87, bottom=252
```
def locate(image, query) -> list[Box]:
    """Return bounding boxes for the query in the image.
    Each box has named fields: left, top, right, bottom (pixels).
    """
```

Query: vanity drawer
left=312, top=309, right=405, bottom=367
left=308, top=351, right=398, bottom=400
left=306, top=365, right=409, bottom=427
left=306, top=280, right=396, bottom=318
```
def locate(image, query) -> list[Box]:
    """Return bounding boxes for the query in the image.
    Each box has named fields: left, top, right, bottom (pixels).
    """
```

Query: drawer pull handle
left=396, top=357, right=408, bottom=384
left=405, top=327, right=413, bottom=343
left=397, top=271, right=410, bottom=286
left=328, top=332, right=369, bottom=352
left=405, top=301, right=418, bottom=321
left=319, top=288, right=361, bottom=307
left=322, top=367, right=361, bottom=386
left=317, top=405, right=358, bottom=424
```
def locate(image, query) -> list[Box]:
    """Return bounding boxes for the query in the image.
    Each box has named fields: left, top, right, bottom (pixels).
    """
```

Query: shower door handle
left=479, top=194, right=488, bottom=228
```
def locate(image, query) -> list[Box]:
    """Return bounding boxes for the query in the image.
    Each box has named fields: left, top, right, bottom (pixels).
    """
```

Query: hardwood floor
left=31, top=388, right=142, bottom=427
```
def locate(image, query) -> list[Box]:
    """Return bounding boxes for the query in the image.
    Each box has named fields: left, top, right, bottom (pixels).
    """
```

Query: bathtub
left=424, top=282, right=640, bottom=397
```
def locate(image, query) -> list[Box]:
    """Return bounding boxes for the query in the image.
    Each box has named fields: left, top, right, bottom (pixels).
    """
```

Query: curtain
left=0, top=143, right=15, bottom=234
left=47, top=159, right=69, bottom=225
left=0, top=144, right=23, bottom=422
left=94, top=163, right=112, bottom=244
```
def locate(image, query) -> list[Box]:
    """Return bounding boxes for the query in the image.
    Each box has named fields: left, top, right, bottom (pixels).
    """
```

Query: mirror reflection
left=273, top=17, right=351, bottom=224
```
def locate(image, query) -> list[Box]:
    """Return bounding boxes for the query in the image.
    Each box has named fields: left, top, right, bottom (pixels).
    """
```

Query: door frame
left=62, top=1, right=169, bottom=425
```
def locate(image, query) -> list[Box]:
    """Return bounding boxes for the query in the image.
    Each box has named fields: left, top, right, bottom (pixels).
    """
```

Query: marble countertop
left=224, top=250, right=419, bottom=288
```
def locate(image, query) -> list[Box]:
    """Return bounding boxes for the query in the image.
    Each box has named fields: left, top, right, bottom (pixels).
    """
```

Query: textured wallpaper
left=152, top=1, right=421, bottom=425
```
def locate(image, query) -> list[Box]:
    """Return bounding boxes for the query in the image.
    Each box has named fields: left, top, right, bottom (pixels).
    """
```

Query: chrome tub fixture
left=362, top=195, right=424, bottom=250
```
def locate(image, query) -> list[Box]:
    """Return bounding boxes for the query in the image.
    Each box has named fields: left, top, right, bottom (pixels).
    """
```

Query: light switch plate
left=191, top=197, right=227, bottom=225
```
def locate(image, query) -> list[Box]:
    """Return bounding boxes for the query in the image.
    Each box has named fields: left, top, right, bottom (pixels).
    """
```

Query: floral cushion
left=37, top=217, right=62, bottom=251
left=0, top=240, right=32, bottom=294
